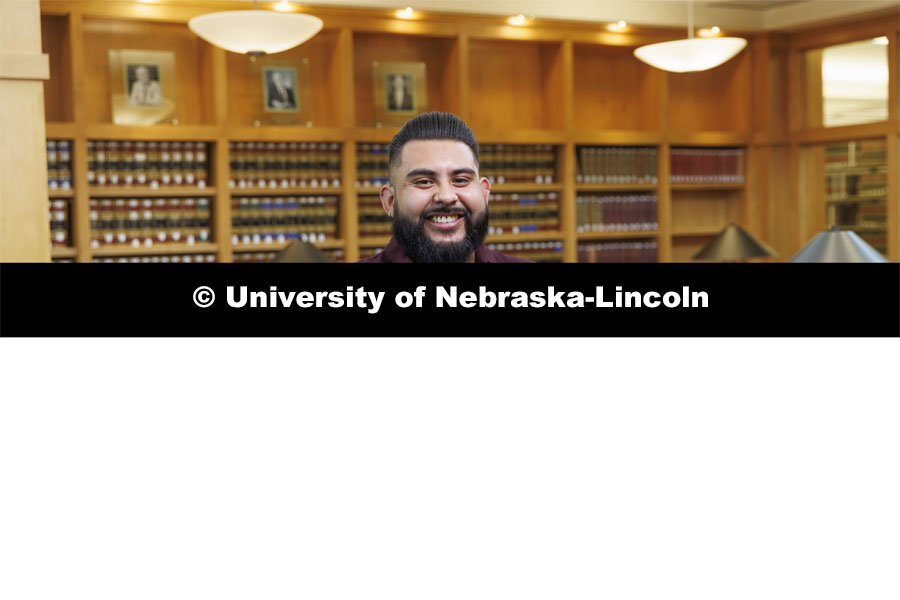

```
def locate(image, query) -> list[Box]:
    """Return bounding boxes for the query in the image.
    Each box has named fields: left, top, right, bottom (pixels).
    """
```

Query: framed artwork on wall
left=107, top=49, right=177, bottom=125
left=371, top=61, right=427, bottom=127
left=250, top=56, right=312, bottom=126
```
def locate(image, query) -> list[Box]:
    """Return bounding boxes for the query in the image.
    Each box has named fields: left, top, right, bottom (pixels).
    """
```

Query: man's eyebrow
left=404, top=168, right=477, bottom=180
left=405, top=168, right=438, bottom=180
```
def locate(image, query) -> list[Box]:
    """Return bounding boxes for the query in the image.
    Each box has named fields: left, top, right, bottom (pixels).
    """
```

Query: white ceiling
left=238, top=0, right=900, bottom=32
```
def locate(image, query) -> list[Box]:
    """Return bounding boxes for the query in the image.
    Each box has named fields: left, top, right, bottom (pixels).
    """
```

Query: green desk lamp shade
left=272, top=241, right=331, bottom=263
left=692, top=223, right=778, bottom=261
left=790, top=226, right=889, bottom=263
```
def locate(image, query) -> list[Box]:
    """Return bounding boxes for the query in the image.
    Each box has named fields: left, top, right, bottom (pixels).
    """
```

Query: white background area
left=1, top=337, right=898, bottom=599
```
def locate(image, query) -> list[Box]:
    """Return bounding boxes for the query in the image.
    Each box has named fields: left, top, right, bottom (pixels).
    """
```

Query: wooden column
left=1, top=0, right=51, bottom=261
left=336, top=28, right=359, bottom=262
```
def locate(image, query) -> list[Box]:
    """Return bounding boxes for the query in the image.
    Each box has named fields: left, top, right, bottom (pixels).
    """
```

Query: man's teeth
left=430, top=215, right=458, bottom=223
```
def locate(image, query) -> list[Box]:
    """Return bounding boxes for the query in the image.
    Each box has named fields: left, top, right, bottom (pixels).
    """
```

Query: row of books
left=487, top=241, right=563, bottom=263
left=87, top=140, right=210, bottom=187
left=576, top=146, right=658, bottom=184
left=230, top=196, right=338, bottom=245
left=89, top=197, right=211, bottom=247
left=828, top=202, right=887, bottom=230
left=229, top=141, right=341, bottom=189
left=358, top=195, right=392, bottom=238
left=49, top=199, right=70, bottom=247
left=670, top=148, right=745, bottom=183
left=357, top=143, right=390, bottom=187
left=233, top=252, right=279, bottom=263
left=232, top=249, right=346, bottom=263
left=487, top=193, right=559, bottom=235
left=576, top=194, right=658, bottom=232
left=578, top=241, right=659, bottom=263
left=825, top=172, right=887, bottom=201
left=480, top=144, right=558, bottom=185
left=47, top=140, right=73, bottom=190
left=93, top=254, right=217, bottom=263
left=825, top=140, right=886, bottom=170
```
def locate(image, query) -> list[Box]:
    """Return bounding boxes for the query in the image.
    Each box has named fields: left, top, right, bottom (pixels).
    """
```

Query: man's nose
left=432, top=179, right=458, bottom=204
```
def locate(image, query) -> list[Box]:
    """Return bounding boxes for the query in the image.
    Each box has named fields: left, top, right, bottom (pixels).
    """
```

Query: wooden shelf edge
left=48, top=189, right=75, bottom=198
left=575, top=183, right=658, bottom=192
left=45, top=122, right=76, bottom=138
left=490, top=184, right=563, bottom=193
left=668, top=132, right=751, bottom=146
left=51, top=246, right=77, bottom=258
left=83, top=124, right=221, bottom=141
left=671, top=183, right=745, bottom=191
left=88, top=186, right=215, bottom=197
left=359, top=236, right=392, bottom=247
left=228, top=126, right=349, bottom=142
left=472, top=129, right=569, bottom=144
left=353, top=127, right=398, bottom=143
left=672, top=229, right=724, bottom=237
left=574, top=131, right=664, bottom=145
left=91, top=243, right=218, bottom=257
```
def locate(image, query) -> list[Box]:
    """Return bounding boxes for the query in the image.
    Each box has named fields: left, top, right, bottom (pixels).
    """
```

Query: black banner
left=1, top=263, right=898, bottom=337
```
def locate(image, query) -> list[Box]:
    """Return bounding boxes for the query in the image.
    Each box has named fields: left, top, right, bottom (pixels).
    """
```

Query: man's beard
left=392, top=205, right=489, bottom=263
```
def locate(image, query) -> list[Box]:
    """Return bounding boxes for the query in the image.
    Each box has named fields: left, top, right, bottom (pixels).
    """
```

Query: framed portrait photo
left=250, top=57, right=312, bottom=126
left=263, top=67, right=299, bottom=113
left=107, top=49, right=177, bottom=125
left=372, top=61, right=427, bottom=127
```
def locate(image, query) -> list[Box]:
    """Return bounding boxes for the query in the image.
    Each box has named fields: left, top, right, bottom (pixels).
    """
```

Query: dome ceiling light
left=633, top=0, right=746, bottom=73
left=188, top=0, right=323, bottom=56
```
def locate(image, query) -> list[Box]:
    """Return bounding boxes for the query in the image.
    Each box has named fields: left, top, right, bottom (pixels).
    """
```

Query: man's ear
left=480, top=176, right=491, bottom=205
left=380, top=183, right=395, bottom=217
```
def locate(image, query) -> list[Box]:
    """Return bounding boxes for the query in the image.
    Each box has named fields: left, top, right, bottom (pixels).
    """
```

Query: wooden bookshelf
left=32, top=0, right=900, bottom=263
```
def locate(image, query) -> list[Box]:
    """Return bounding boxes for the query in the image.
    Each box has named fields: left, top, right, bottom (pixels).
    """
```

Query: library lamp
left=789, top=226, right=889, bottom=262
left=692, top=223, right=777, bottom=261
left=634, top=0, right=746, bottom=72
left=272, top=241, right=331, bottom=263
left=188, top=0, right=323, bottom=56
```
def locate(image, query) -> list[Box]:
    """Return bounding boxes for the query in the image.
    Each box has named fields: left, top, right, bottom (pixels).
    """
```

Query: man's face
left=380, top=140, right=491, bottom=262
left=136, top=67, right=149, bottom=83
left=272, top=72, right=283, bottom=86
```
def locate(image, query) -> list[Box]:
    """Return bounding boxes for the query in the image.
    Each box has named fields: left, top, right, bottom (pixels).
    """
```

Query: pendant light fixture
left=633, top=0, right=746, bottom=73
left=188, top=0, right=323, bottom=56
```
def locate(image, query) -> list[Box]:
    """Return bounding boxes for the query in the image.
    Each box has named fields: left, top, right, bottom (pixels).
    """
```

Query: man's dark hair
left=388, top=112, right=479, bottom=175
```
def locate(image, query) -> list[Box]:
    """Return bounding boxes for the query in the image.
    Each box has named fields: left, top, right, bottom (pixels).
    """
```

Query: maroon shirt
left=358, top=237, right=532, bottom=263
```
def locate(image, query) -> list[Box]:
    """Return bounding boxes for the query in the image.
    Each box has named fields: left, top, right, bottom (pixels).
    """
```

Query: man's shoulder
left=356, top=252, right=386, bottom=263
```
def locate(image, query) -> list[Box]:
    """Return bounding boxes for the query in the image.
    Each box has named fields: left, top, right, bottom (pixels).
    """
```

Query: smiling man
left=358, top=112, right=531, bottom=263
